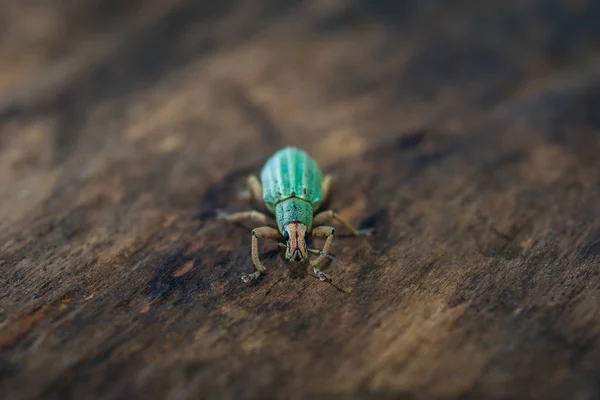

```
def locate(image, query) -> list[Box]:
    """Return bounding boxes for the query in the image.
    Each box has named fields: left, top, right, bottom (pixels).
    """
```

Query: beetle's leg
left=242, top=226, right=281, bottom=283
left=321, top=175, right=333, bottom=202
left=313, top=210, right=373, bottom=236
left=216, top=210, right=276, bottom=227
left=239, top=175, right=263, bottom=208
left=310, top=226, right=336, bottom=281
left=247, top=175, right=262, bottom=200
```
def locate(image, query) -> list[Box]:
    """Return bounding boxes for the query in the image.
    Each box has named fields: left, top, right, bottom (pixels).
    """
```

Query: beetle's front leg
left=310, top=226, right=336, bottom=281
left=241, top=226, right=281, bottom=283
left=313, top=210, right=373, bottom=236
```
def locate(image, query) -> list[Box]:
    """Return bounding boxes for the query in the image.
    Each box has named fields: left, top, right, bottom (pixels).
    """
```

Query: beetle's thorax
left=283, top=222, right=308, bottom=262
left=274, top=198, right=313, bottom=233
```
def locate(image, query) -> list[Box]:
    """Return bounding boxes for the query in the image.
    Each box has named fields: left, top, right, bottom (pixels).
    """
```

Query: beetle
left=217, top=146, right=372, bottom=283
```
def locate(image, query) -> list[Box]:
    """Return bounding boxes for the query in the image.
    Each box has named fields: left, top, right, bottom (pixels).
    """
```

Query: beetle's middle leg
left=216, top=210, right=276, bottom=227
left=241, top=226, right=281, bottom=283
left=313, top=210, right=373, bottom=236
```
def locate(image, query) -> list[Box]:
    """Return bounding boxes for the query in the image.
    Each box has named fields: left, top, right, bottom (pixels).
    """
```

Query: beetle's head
left=283, top=222, right=309, bottom=263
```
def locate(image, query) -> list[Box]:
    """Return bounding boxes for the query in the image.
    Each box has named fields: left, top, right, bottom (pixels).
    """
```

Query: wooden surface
left=1, top=1, right=600, bottom=399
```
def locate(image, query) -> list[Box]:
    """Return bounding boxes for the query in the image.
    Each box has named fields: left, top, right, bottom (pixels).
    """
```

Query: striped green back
left=260, top=147, right=324, bottom=213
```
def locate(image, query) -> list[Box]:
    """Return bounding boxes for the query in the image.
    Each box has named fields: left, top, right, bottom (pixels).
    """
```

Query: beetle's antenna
left=276, top=243, right=346, bottom=266
left=307, top=248, right=346, bottom=266
left=307, top=272, right=347, bottom=293
left=277, top=242, right=344, bottom=265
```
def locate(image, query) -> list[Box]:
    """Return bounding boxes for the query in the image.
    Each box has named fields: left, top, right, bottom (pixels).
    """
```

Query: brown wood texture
left=1, top=1, right=600, bottom=399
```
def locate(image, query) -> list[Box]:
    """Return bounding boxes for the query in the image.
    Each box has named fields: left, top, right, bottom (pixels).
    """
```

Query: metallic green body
left=274, top=199, right=314, bottom=232
left=260, top=147, right=324, bottom=232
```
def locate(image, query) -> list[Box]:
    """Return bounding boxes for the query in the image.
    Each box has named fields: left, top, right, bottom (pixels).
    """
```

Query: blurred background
left=2, top=0, right=599, bottom=173
left=1, top=0, right=599, bottom=223
left=1, top=1, right=600, bottom=399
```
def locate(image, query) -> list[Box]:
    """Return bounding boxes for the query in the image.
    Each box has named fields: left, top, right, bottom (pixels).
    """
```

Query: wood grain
left=1, top=1, right=600, bottom=399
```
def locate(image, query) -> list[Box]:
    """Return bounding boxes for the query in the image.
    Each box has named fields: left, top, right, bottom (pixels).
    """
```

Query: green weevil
left=217, top=146, right=372, bottom=283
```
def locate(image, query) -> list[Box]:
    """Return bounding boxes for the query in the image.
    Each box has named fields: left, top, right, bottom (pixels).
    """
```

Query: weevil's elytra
left=217, top=146, right=372, bottom=284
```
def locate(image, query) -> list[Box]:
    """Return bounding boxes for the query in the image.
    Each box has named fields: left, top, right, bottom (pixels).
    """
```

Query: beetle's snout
left=283, top=222, right=309, bottom=263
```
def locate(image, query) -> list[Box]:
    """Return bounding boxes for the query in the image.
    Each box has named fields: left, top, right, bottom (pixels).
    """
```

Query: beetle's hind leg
left=241, top=226, right=281, bottom=283
left=321, top=175, right=333, bottom=203
left=239, top=175, right=264, bottom=209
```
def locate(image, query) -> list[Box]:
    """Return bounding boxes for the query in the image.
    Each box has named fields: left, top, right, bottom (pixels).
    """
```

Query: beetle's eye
left=283, top=231, right=290, bottom=241
left=304, top=232, right=309, bottom=242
